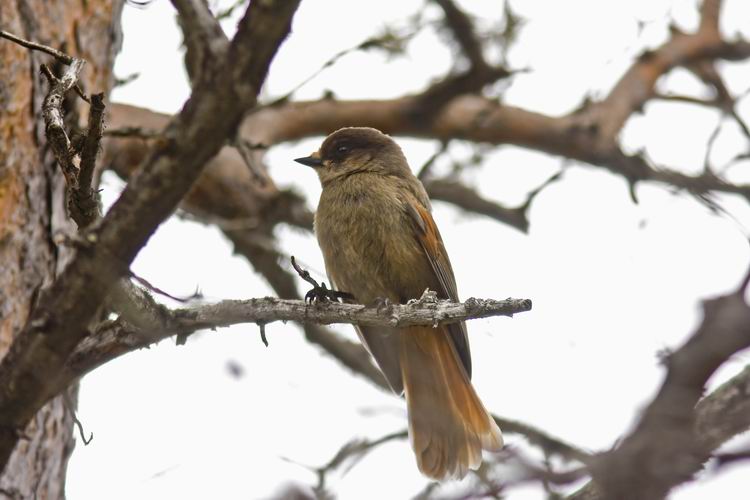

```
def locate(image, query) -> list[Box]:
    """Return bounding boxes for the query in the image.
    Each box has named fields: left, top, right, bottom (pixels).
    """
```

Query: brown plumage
left=295, top=127, right=503, bottom=480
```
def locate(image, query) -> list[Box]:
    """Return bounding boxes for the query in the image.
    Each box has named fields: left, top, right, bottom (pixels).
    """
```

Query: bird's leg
left=291, top=256, right=354, bottom=303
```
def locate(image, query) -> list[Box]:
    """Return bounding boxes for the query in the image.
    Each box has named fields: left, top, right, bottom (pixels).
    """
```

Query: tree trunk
left=0, top=1, right=122, bottom=497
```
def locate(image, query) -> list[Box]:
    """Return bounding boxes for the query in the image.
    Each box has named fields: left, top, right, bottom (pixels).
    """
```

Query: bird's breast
left=315, top=178, right=430, bottom=304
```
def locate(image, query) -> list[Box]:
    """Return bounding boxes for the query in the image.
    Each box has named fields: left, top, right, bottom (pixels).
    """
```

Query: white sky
left=66, top=1, right=750, bottom=499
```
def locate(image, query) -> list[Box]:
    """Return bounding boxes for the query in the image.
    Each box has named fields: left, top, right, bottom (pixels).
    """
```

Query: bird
left=295, top=127, right=503, bottom=480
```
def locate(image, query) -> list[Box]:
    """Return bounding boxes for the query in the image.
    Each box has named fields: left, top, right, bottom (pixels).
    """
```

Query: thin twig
left=714, top=449, right=750, bottom=467
left=0, top=29, right=74, bottom=65
left=495, top=415, right=591, bottom=464
left=62, top=391, right=92, bottom=446
left=104, top=126, right=161, bottom=139
left=129, top=271, right=202, bottom=303
left=260, top=24, right=426, bottom=108
left=232, top=137, right=269, bottom=186
left=312, top=429, right=408, bottom=494
left=258, top=323, right=268, bottom=347
left=417, top=140, right=449, bottom=181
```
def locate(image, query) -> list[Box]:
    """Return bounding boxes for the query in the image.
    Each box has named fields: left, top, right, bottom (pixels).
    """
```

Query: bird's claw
left=304, top=282, right=352, bottom=303
left=291, top=256, right=354, bottom=303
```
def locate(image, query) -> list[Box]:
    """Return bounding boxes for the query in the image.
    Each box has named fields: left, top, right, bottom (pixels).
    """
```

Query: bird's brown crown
left=318, top=127, right=399, bottom=165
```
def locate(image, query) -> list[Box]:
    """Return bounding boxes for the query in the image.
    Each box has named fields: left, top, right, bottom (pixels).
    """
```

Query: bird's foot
left=291, top=256, right=353, bottom=303
left=304, top=282, right=353, bottom=303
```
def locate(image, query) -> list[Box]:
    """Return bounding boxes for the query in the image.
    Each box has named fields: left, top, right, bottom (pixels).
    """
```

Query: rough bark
left=0, top=0, right=122, bottom=497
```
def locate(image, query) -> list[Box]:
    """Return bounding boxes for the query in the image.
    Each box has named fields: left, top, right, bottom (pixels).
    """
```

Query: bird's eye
left=336, top=145, right=349, bottom=154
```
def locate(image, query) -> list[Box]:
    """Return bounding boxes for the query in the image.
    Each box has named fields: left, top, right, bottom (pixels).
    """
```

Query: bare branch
left=460, top=449, right=589, bottom=498
left=242, top=95, right=750, bottom=203
left=0, top=29, right=74, bottom=65
left=312, top=430, right=408, bottom=495
left=71, top=93, right=105, bottom=227
left=170, top=294, right=532, bottom=329
left=106, top=7, right=750, bottom=241
left=569, top=277, right=750, bottom=500
left=236, top=1, right=750, bottom=203
left=433, top=0, right=487, bottom=70
left=62, top=391, right=92, bottom=446
left=104, top=126, right=160, bottom=138
left=40, top=60, right=86, bottom=189
left=38, top=60, right=104, bottom=228
left=424, top=178, right=529, bottom=232
left=302, top=422, right=586, bottom=497
left=583, top=5, right=729, bottom=143
left=104, top=279, right=180, bottom=334
left=495, top=416, right=591, bottom=464
left=171, top=0, right=228, bottom=83
left=653, top=93, right=722, bottom=107
left=78, top=94, right=106, bottom=192
left=699, top=0, right=722, bottom=34
left=714, top=448, right=750, bottom=467
left=232, top=137, right=271, bottom=186
left=61, top=294, right=530, bottom=396
left=695, top=364, right=750, bottom=452
left=402, top=0, right=513, bottom=124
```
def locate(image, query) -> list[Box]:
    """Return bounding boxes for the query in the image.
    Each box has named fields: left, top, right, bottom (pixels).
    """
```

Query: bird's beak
left=295, top=151, right=323, bottom=168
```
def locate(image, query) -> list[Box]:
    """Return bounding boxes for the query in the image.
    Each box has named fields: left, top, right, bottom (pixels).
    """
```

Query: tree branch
left=424, top=178, right=529, bottom=232
left=432, top=0, right=487, bottom=71
left=40, top=60, right=86, bottom=190
left=496, top=416, right=591, bottom=464
left=0, top=0, right=301, bottom=474
left=0, top=29, right=74, bottom=65
left=103, top=1, right=750, bottom=246
left=71, top=93, right=105, bottom=227
left=569, top=274, right=750, bottom=500
left=236, top=1, right=750, bottom=202
left=60, top=294, right=530, bottom=392
left=172, top=0, right=228, bottom=83
left=695, top=364, right=750, bottom=452
left=168, top=294, right=531, bottom=329
left=406, top=0, right=511, bottom=125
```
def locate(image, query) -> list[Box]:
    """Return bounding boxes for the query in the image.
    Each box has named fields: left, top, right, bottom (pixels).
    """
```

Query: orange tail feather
left=400, top=326, right=503, bottom=480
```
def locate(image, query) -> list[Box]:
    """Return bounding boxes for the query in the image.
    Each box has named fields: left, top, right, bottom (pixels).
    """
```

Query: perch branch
left=60, top=294, right=531, bottom=395
left=151, top=294, right=531, bottom=329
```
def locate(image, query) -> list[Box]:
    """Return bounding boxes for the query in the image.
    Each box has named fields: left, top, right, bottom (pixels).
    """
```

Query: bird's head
left=295, top=127, right=410, bottom=185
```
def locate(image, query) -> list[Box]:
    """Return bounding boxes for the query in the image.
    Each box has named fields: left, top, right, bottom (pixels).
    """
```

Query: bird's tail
left=400, top=326, right=503, bottom=480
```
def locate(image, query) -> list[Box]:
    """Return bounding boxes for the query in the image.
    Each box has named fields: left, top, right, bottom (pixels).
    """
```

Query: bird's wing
left=404, top=200, right=472, bottom=378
